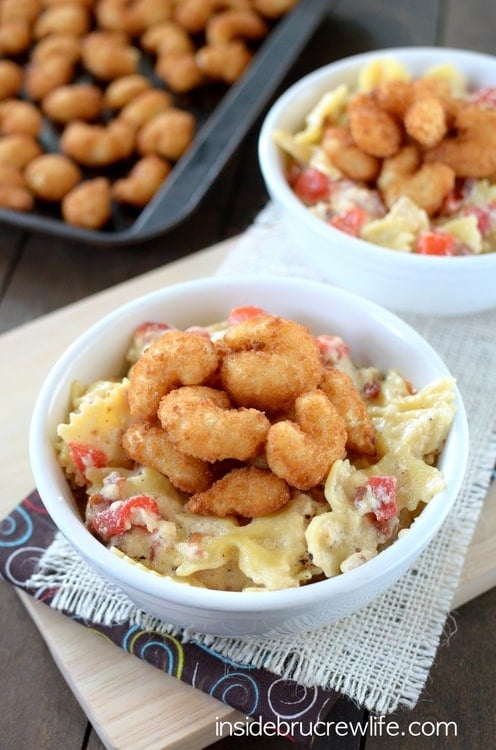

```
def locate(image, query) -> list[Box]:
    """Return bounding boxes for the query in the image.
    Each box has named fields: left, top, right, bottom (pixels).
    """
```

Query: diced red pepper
left=330, top=207, right=367, bottom=237
left=415, top=231, right=456, bottom=256
left=69, top=442, right=108, bottom=482
left=227, top=306, right=270, bottom=325
left=316, top=334, right=350, bottom=363
left=91, top=495, right=161, bottom=538
left=354, top=475, right=398, bottom=523
left=292, top=167, right=330, bottom=204
left=132, top=321, right=171, bottom=349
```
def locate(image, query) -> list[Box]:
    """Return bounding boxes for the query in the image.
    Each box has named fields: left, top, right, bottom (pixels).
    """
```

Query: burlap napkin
left=21, top=204, right=496, bottom=715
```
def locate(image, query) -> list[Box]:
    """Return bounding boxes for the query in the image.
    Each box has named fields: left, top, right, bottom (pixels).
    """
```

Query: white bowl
left=30, top=275, right=468, bottom=636
left=259, top=47, right=496, bottom=316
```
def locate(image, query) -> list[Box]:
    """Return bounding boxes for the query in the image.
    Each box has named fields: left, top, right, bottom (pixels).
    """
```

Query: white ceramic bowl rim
left=30, top=274, right=469, bottom=616
left=258, top=46, right=496, bottom=272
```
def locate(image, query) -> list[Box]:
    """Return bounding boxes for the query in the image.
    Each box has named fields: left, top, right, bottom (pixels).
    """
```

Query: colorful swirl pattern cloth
left=0, top=490, right=339, bottom=745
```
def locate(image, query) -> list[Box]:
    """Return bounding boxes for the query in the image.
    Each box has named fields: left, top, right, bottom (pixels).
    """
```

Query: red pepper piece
left=69, top=442, right=108, bottom=481
left=354, top=475, right=398, bottom=522
left=91, top=495, right=161, bottom=538
left=292, top=167, right=330, bottom=204
left=415, top=231, right=456, bottom=256
left=227, top=306, right=270, bottom=325
left=330, top=207, right=367, bottom=237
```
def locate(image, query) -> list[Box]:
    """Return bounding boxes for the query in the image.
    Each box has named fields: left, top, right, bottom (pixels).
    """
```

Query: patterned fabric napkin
left=2, top=203, right=495, bottom=722
left=0, top=490, right=338, bottom=745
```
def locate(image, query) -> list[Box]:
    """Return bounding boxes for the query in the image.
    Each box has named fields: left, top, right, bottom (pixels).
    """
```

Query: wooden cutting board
left=2, top=237, right=495, bottom=750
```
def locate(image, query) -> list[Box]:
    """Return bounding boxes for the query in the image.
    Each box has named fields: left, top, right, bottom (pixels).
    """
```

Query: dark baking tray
left=0, top=0, right=330, bottom=246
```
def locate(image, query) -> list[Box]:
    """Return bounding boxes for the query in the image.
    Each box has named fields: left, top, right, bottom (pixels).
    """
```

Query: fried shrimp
left=425, top=104, right=496, bottom=178
left=205, top=9, right=268, bottom=45
left=0, top=62, right=23, bottom=101
left=25, top=153, right=81, bottom=200
left=136, top=108, right=195, bottom=160
left=319, top=367, right=376, bottom=455
left=61, top=177, right=112, bottom=229
left=128, top=330, right=219, bottom=421
left=0, top=100, right=43, bottom=138
left=378, top=144, right=455, bottom=216
left=158, top=385, right=271, bottom=462
left=322, top=126, right=380, bottom=182
left=195, top=40, right=252, bottom=84
left=173, top=0, right=250, bottom=34
left=41, top=83, right=103, bottom=123
left=111, top=154, right=171, bottom=206
left=60, top=119, right=135, bottom=167
left=186, top=466, right=290, bottom=518
left=219, top=315, right=322, bottom=413
left=403, top=95, right=447, bottom=148
left=266, top=390, right=347, bottom=490
left=347, top=92, right=403, bottom=158
left=123, top=421, right=214, bottom=494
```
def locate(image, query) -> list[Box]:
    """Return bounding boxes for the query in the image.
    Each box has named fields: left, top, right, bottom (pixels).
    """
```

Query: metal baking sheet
left=0, top=0, right=330, bottom=246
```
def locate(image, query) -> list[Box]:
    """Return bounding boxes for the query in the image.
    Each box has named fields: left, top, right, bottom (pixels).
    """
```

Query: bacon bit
left=91, top=495, right=161, bottom=539
left=317, top=334, right=350, bottom=363
left=69, top=442, right=107, bottom=482
left=354, top=475, right=398, bottom=523
left=362, top=380, right=381, bottom=399
left=227, top=306, right=270, bottom=325
left=330, top=207, right=368, bottom=237
left=460, top=204, right=495, bottom=235
left=470, top=85, right=496, bottom=108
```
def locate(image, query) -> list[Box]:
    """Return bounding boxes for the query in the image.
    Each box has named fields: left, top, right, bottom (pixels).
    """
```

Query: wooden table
left=1, top=2, right=495, bottom=748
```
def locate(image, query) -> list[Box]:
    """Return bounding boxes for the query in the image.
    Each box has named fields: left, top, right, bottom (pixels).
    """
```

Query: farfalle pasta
left=55, top=307, right=456, bottom=592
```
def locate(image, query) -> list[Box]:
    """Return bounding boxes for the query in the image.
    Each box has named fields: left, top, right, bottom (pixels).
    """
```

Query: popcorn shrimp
left=251, top=0, right=298, bottom=17
left=205, top=9, right=268, bottom=45
left=24, top=56, right=75, bottom=100
left=0, top=62, right=23, bottom=100
left=173, top=0, right=251, bottom=34
left=127, top=330, right=219, bottom=421
left=196, top=40, right=252, bottom=84
left=104, top=74, right=152, bottom=109
left=0, top=134, right=42, bottom=168
left=322, top=126, right=380, bottom=182
left=140, top=20, right=194, bottom=55
left=158, top=385, right=271, bottom=462
left=0, top=0, right=41, bottom=25
left=112, top=154, right=170, bottom=206
left=0, top=21, right=32, bottom=56
left=425, top=104, right=496, bottom=178
left=81, top=32, right=140, bottom=80
left=61, top=177, right=112, bottom=229
left=33, top=4, right=91, bottom=38
left=136, top=108, right=195, bottom=161
left=119, top=89, right=173, bottom=129
left=25, top=153, right=81, bottom=201
left=187, top=466, right=290, bottom=518
left=219, top=315, right=322, bottom=412
left=319, top=367, right=376, bottom=455
left=0, top=100, right=43, bottom=138
left=123, top=421, right=214, bottom=494
left=30, top=32, right=82, bottom=64
left=41, top=84, right=103, bottom=123
left=60, top=119, right=135, bottom=167
left=0, top=184, right=33, bottom=211
left=155, top=51, right=204, bottom=93
left=403, top=95, right=447, bottom=148
left=378, top=144, right=455, bottom=216
left=348, top=92, right=403, bottom=158
left=266, top=390, right=347, bottom=490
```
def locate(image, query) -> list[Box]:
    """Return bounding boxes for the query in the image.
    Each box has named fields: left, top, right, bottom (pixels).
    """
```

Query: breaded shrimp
left=266, top=390, right=347, bottom=490
left=322, top=126, right=380, bottom=182
left=60, top=119, right=135, bottom=167
left=404, top=95, right=447, bottom=148
left=251, top=0, right=298, bottom=17
left=205, top=9, right=268, bottom=45
left=173, top=0, right=250, bottom=34
left=30, top=33, right=82, bottom=65
left=0, top=100, right=43, bottom=138
left=61, top=177, right=112, bottom=229
left=158, top=385, right=271, bottom=462
left=378, top=144, right=455, bottom=216
left=136, top=108, right=195, bottom=161
left=425, top=104, right=496, bottom=178
left=0, top=62, right=23, bottom=101
left=0, top=134, right=42, bottom=168
left=195, top=41, right=252, bottom=84
left=219, top=315, right=323, bottom=412
left=348, top=92, right=403, bottom=158
left=127, top=330, right=219, bottom=421
left=186, top=466, right=290, bottom=518
left=25, top=153, right=81, bottom=201
left=123, top=421, right=214, bottom=494
left=319, top=367, right=376, bottom=455
left=112, top=154, right=171, bottom=206
left=41, top=84, right=103, bottom=123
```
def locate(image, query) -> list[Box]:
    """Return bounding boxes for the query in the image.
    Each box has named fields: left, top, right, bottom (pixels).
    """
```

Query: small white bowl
left=30, top=275, right=468, bottom=636
left=258, top=47, right=496, bottom=316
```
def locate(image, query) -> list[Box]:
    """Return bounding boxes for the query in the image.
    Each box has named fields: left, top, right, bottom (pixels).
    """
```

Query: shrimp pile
left=0, top=0, right=300, bottom=227
left=279, top=57, right=496, bottom=255
left=122, top=307, right=376, bottom=518
left=55, top=304, right=457, bottom=591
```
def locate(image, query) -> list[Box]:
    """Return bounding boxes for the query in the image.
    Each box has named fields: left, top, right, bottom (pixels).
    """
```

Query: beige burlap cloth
left=29, top=204, right=496, bottom=714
